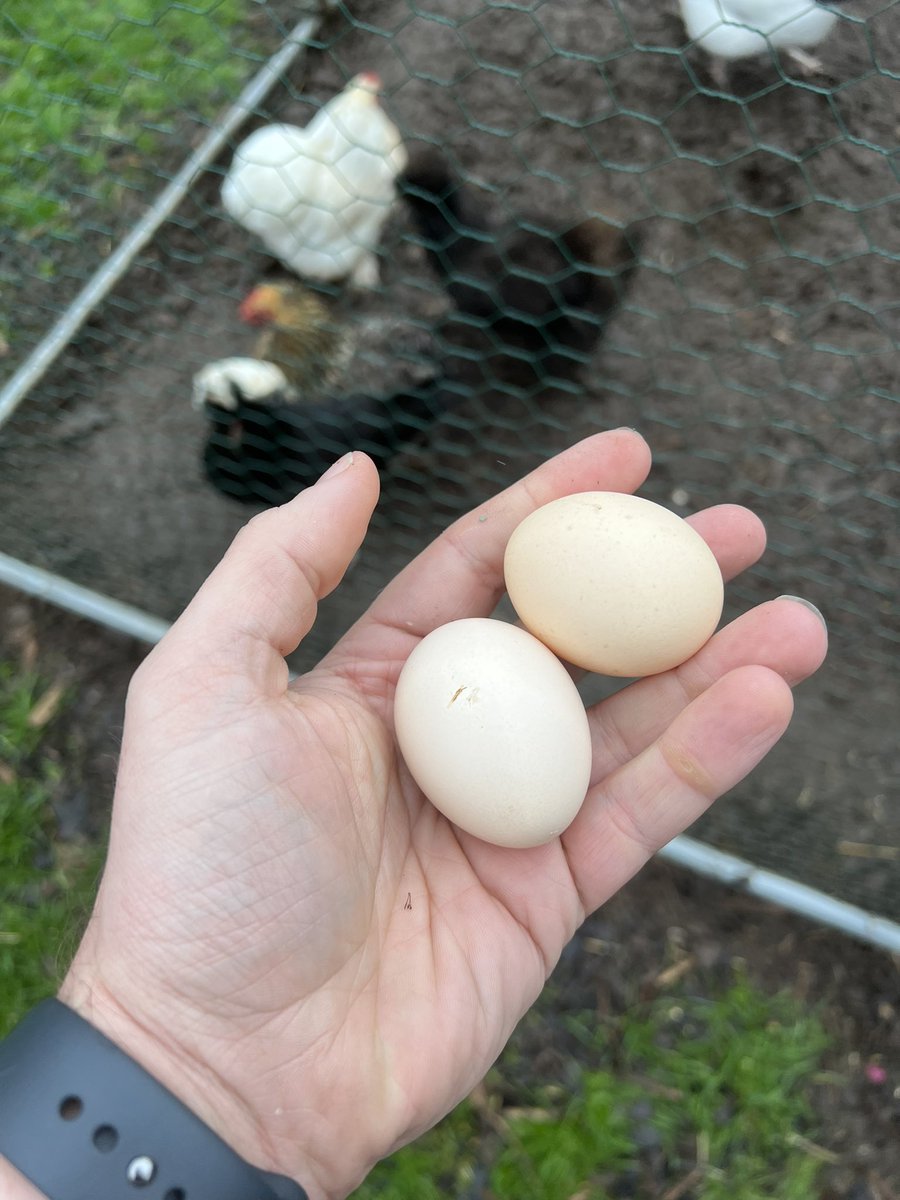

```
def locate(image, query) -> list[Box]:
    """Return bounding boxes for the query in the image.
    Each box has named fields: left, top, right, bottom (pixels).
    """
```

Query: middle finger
left=586, top=595, right=828, bottom=787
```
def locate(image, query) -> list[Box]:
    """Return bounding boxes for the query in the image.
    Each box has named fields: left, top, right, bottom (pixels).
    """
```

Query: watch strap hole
left=92, top=1124, right=119, bottom=1153
left=58, top=1096, right=83, bottom=1121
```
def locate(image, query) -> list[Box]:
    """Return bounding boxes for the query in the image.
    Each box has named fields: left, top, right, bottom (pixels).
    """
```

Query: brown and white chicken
left=221, top=72, right=407, bottom=288
left=191, top=281, right=445, bottom=505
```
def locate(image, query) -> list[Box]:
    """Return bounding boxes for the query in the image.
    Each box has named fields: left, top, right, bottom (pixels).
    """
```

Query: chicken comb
left=354, top=71, right=382, bottom=93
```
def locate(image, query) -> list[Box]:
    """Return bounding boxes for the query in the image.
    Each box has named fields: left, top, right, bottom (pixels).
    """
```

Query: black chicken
left=194, top=358, right=445, bottom=506
left=397, top=146, right=641, bottom=393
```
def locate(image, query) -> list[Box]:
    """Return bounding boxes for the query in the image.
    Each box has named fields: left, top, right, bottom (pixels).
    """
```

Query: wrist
left=57, top=970, right=329, bottom=1200
left=0, top=1156, right=46, bottom=1200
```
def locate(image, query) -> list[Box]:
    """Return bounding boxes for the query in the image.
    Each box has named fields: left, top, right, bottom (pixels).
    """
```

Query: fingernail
left=320, top=451, right=354, bottom=482
left=779, top=595, right=827, bottom=628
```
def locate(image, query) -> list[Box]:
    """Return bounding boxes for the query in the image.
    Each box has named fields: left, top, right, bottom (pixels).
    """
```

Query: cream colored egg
left=393, top=618, right=592, bottom=848
left=504, top=491, right=724, bottom=677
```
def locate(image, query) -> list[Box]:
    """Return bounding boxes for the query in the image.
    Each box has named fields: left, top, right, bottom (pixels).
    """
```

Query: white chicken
left=679, top=0, right=841, bottom=76
left=221, top=72, right=407, bottom=288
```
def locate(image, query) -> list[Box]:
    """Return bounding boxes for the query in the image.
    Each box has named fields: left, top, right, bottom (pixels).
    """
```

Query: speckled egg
left=503, top=491, right=724, bottom=677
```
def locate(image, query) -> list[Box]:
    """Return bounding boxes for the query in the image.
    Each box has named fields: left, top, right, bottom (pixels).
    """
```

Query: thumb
left=157, top=452, right=381, bottom=689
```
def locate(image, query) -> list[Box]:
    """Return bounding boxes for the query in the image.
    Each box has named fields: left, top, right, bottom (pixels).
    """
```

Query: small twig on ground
left=836, top=840, right=899, bottom=861
left=696, top=1130, right=710, bottom=1168
left=661, top=1165, right=705, bottom=1200
left=26, top=680, right=66, bottom=729
left=502, top=1106, right=554, bottom=1124
left=624, top=1075, right=684, bottom=1102
left=467, top=1081, right=509, bottom=1136
left=784, top=1131, right=839, bottom=1164
left=582, top=935, right=616, bottom=955
left=654, top=955, right=697, bottom=989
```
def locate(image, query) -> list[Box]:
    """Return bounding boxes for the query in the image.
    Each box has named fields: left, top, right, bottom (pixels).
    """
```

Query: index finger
left=335, top=429, right=652, bottom=664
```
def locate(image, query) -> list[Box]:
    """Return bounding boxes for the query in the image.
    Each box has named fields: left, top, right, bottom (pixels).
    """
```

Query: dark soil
left=0, top=0, right=897, bottom=1116
left=1, top=583, right=897, bottom=1195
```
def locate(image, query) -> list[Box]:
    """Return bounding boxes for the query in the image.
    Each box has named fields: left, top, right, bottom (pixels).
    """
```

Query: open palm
left=61, top=431, right=827, bottom=1200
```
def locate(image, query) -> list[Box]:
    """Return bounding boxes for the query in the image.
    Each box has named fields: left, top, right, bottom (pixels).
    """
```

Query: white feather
left=679, top=0, right=838, bottom=60
left=221, top=75, right=408, bottom=286
left=192, top=358, right=293, bottom=411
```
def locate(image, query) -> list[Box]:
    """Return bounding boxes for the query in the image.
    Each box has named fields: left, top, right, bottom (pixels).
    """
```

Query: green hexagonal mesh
left=0, top=0, right=896, bottom=923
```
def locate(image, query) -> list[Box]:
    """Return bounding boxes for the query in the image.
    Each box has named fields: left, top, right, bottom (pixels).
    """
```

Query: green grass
left=353, top=976, right=831, bottom=1200
left=0, top=663, right=102, bottom=1037
left=617, top=979, right=831, bottom=1198
left=0, top=0, right=248, bottom=233
left=489, top=1070, right=640, bottom=1200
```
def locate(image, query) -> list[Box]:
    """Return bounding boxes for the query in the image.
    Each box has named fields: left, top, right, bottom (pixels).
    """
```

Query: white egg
left=504, top=491, right=724, bottom=677
left=393, top=618, right=592, bottom=848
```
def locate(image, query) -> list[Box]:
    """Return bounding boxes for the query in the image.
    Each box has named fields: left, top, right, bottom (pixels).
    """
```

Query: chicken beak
left=238, top=288, right=270, bottom=326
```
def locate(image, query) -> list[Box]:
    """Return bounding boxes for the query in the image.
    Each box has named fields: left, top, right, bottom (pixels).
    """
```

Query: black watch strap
left=0, top=999, right=308, bottom=1200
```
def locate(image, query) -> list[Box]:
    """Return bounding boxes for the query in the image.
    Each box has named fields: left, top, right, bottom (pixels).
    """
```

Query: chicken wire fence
left=0, top=1, right=897, bottom=940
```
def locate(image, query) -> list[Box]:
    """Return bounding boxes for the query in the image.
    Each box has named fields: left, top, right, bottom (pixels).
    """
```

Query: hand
left=53, top=430, right=825, bottom=1199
